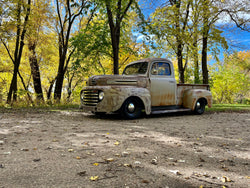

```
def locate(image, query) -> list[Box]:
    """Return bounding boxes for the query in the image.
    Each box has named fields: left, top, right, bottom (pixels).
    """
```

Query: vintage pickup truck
left=80, top=58, right=212, bottom=119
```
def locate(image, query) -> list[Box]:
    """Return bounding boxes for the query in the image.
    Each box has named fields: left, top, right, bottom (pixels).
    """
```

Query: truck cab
left=80, top=58, right=212, bottom=119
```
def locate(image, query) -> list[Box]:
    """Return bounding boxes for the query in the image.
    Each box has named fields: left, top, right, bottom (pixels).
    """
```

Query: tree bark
left=47, top=78, right=56, bottom=101
left=177, top=43, right=184, bottom=83
left=28, top=41, right=44, bottom=101
left=54, top=54, right=66, bottom=101
left=175, top=0, right=185, bottom=83
left=201, top=0, right=209, bottom=84
left=193, top=39, right=200, bottom=84
left=201, top=33, right=209, bottom=84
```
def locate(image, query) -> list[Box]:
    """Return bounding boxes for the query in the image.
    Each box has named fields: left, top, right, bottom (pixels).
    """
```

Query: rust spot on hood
left=88, top=75, right=149, bottom=88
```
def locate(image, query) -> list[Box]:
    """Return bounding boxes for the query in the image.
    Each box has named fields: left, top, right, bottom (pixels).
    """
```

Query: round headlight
left=99, top=91, right=104, bottom=101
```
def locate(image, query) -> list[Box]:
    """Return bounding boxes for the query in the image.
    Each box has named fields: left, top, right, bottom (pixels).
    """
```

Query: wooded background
left=0, top=0, right=249, bottom=105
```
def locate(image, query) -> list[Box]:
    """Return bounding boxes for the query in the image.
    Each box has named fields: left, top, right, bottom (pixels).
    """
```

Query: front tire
left=194, top=99, right=206, bottom=115
left=121, top=98, right=142, bottom=119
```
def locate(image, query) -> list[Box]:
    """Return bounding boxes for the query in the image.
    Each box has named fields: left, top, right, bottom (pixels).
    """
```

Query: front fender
left=108, top=86, right=151, bottom=114
left=82, top=86, right=151, bottom=114
left=183, top=89, right=212, bottom=110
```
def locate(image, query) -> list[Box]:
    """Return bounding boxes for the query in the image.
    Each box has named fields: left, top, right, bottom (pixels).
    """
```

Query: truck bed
left=176, top=84, right=210, bottom=106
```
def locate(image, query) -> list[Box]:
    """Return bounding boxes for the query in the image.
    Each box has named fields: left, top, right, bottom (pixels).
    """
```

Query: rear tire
left=194, top=99, right=206, bottom=115
left=121, top=98, right=142, bottom=119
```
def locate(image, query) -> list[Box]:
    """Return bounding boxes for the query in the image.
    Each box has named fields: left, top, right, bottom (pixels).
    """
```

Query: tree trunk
left=54, top=56, right=65, bottom=101
left=7, top=0, right=31, bottom=104
left=177, top=43, right=184, bottom=83
left=47, top=78, right=56, bottom=101
left=201, top=33, right=209, bottom=84
left=7, top=66, right=18, bottom=103
left=110, top=28, right=120, bottom=75
left=105, top=0, right=133, bottom=75
left=193, top=39, right=199, bottom=84
left=54, top=0, right=83, bottom=102
left=174, top=0, right=185, bottom=84
left=201, top=0, right=209, bottom=85
left=28, top=41, right=44, bottom=101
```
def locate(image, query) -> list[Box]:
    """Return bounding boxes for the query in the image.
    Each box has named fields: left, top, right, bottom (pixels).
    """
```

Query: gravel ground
left=0, top=109, right=249, bottom=188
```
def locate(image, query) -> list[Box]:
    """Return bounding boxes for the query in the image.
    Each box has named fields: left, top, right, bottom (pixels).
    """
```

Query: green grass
left=207, top=104, right=250, bottom=113
left=0, top=103, right=80, bottom=113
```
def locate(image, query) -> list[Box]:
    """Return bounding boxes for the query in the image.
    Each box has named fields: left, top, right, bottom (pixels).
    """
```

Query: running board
left=151, top=108, right=191, bottom=115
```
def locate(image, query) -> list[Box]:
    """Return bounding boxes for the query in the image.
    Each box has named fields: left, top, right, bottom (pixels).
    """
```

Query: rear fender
left=183, top=89, right=212, bottom=110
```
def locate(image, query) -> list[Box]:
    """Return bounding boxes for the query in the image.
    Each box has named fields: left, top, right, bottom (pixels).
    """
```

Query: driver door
left=150, top=62, right=176, bottom=106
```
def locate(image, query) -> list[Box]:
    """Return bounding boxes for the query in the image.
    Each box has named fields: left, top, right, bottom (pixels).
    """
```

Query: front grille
left=82, top=90, right=99, bottom=106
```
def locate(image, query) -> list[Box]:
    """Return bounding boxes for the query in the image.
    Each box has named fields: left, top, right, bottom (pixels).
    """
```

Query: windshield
left=122, top=62, right=148, bottom=75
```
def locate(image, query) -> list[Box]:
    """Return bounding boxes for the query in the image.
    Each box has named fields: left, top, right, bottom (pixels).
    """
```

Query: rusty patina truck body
left=80, top=58, right=212, bottom=119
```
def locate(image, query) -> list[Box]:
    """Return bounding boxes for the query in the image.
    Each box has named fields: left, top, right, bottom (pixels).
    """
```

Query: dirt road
left=0, top=109, right=249, bottom=188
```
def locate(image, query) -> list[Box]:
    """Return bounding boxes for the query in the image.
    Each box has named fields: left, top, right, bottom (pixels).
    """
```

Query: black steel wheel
left=194, top=99, right=206, bottom=115
left=121, top=98, right=142, bottom=119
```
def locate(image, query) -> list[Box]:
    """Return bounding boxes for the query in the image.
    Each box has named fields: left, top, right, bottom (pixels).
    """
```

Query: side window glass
left=151, top=62, right=171, bottom=76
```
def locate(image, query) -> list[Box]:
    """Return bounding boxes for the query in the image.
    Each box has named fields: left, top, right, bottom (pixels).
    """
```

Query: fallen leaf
left=203, top=173, right=210, bottom=177
left=122, top=151, right=129, bottom=157
left=107, top=133, right=110, bottom=135
left=106, top=158, right=114, bottom=162
left=199, top=186, right=204, bottom=188
left=221, top=176, right=231, bottom=182
left=21, top=148, right=29, bottom=151
left=93, top=163, right=99, bottom=166
left=87, top=152, right=96, bottom=156
left=134, top=161, right=141, bottom=165
left=199, top=157, right=205, bottom=162
left=77, top=171, right=86, bottom=177
left=114, top=141, right=120, bottom=146
left=68, top=149, right=74, bottom=152
left=141, top=180, right=150, bottom=183
left=90, top=176, right=99, bottom=181
left=177, top=160, right=185, bottom=163
left=124, top=164, right=132, bottom=167
left=169, top=170, right=181, bottom=175
left=151, top=158, right=158, bottom=165
left=76, top=156, right=81, bottom=159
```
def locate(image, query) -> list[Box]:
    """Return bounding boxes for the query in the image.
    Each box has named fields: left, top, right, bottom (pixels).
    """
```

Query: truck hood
left=87, top=75, right=148, bottom=88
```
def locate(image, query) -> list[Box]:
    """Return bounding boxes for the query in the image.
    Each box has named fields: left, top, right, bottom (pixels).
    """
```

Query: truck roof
left=128, top=57, right=172, bottom=65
